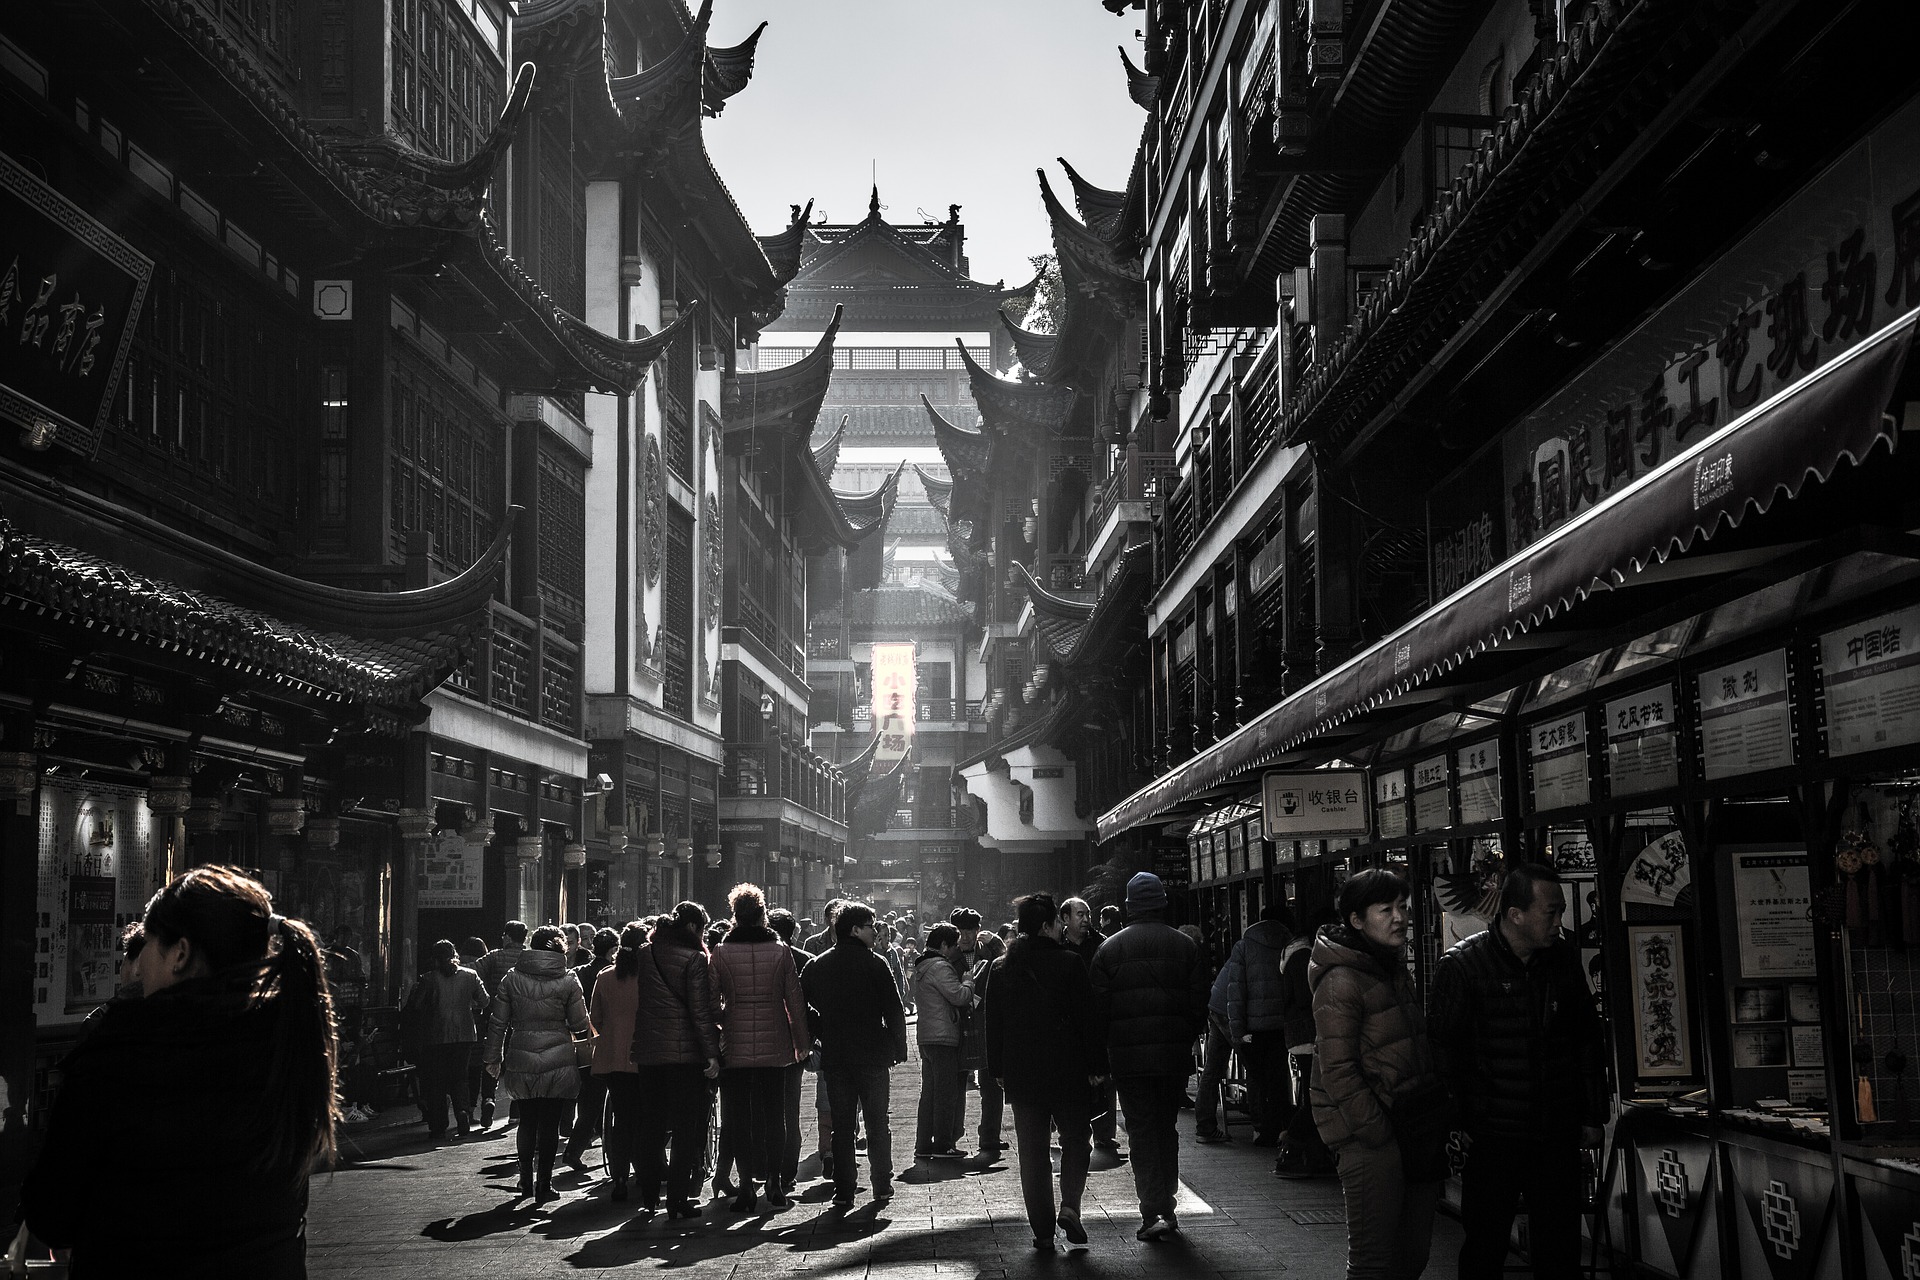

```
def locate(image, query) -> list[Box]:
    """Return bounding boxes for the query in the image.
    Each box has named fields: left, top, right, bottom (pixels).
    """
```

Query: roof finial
left=869, top=183, right=881, bottom=219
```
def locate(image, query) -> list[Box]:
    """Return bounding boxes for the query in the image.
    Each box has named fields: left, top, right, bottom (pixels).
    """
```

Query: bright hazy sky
left=703, top=0, right=1146, bottom=290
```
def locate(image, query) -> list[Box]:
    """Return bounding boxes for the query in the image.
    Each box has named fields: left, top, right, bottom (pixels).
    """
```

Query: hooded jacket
left=1428, top=923, right=1607, bottom=1141
left=485, top=947, right=591, bottom=1100
left=711, top=924, right=810, bottom=1068
left=1224, top=918, right=1291, bottom=1041
left=985, top=934, right=1110, bottom=1101
left=1307, top=927, right=1441, bottom=1151
left=631, top=929, right=723, bottom=1067
left=911, top=949, right=974, bottom=1047
left=1088, top=915, right=1209, bottom=1077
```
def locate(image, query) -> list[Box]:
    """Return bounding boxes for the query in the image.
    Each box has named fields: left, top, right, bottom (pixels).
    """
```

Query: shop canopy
left=1099, top=308, right=1920, bottom=842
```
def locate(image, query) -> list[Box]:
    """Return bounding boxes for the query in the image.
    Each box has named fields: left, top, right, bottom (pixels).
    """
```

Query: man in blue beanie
left=1089, top=872, right=1209, bottom=1241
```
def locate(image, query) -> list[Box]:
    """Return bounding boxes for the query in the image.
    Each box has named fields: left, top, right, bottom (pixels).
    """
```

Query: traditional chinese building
left=1086, top=0, right=1920, bottom=1270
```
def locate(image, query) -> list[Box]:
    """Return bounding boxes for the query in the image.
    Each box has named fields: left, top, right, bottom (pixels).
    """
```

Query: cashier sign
left=1261, top=769, right=1372, bottom=838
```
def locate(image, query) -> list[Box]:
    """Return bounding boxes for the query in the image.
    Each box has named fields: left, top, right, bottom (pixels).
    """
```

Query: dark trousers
left=1458, top=1132, right=1586, bottom=1280
left=977, top=1069, right=1005, bottom=1144
left=1245, top=1031, right=1293, bottom=1140
left=1093, top=1077, right=1119, bottom=1145
left=720, top=1066, right=789, bottom=1186
left=515, top=1096, right=568, bottom=1170
left=824, top=1063, right=893, bottom=1197
left=1195, top=1015, right=1233, bottom=1136
left=635, top=1063, right=710, bottom=1203
left=567, top=1068, right=608, bottom=1157
left=1285, top=1053, right=1333, bottom=1167
left=1011, top=1091, right=1092, bottom=1240
left=1117, top=1074, right=1187, bottom=1223
left=916, top=1044, right=962, bottom=1152
left=781, top=1062, right=805, bottom=1186
left=417, top=1042, right=475, bottom=1135
left=602, top=1072, right=642, bottom=1183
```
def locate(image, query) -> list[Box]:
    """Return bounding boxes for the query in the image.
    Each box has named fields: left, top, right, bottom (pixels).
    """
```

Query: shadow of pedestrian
left=421, top=1199, right=546, bottom=1242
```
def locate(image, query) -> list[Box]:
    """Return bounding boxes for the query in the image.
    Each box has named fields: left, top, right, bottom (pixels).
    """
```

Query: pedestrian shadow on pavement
left=562, top=1214, right=864, bottom=1270
left=421, top=1199, right=549, bottom=1242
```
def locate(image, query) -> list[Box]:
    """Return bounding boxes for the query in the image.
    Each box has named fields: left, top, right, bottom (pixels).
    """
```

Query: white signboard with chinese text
left=1732, top=852, right=1815, bottom=979
left=871, top=642, right=917, bottom=766
left=1412, top=754, right=1451, bottom=832
left=1697, top=650, right=1793, bottom=780
left=1261, top=769, right=1370, bottom=839
left=1374, top=769, right=1409, bottom=842
left=1819, top=605, right=1920, bottom=757
left=1605, top=686, right=1680, bottom=796
left=1455, top=740, right=1502, bottom=827
left=418, top=827, right=484, bottom=909
left=1528, top=712, right=1589, bottom=812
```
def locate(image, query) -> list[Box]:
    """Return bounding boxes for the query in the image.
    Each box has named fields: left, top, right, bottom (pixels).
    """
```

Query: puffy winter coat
left=1428, top=924, right=1607, bottom=1142
left=711, top=925, right=809, bottom=1068
left=404, top=964, right=489, bottom=1045
left=984, top=934, right=1109, bottom=1102
left=801, top=938, right=909, bottom=1069
left=589, top=965, right=640, bottom=1075
left=911, top=950, right=974, bottom=1047
left=1224, top=919, right=1291, bottom=1041
left=1088, top=915, right=1209, bottom=1077
left=1308, top=927, right=1441, bottom=1150
left=485, top=948, right=591, bottom=1101
left=474, top=944, right=522, bottom=995
left=631, top=931, right=722, bottom=1067
left=1278, top=937, right=1315, bottom=1051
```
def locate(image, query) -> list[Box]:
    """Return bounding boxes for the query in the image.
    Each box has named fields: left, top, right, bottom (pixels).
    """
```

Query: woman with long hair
left=710, top=884, right=809, bottom=1211
left=484, top=924, right=591, bottom=1205
left=632, top=901, right=721, bottom=1219
left=1310, top=868, right=1449, bottom=1280
left=18, top=865, right=338, bottom=1277
left=403, top=939, right=490, bottom=1139
left=590, top=921, right=647, bottom=1200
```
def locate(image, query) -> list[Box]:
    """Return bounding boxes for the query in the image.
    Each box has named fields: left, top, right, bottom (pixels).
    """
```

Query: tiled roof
left=811, top=584, right=972, bottom=631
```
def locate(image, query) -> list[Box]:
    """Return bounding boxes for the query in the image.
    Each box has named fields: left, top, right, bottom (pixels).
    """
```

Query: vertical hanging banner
left=871, top=642, right=917, bottom=766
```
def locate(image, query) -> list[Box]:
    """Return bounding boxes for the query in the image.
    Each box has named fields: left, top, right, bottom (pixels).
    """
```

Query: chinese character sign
left=1261, top=769, right=1370, bottom=838
left=0, top=150, right=152, bottom=457
left=871, top=642, right=916, bottom=766
left=1819, top=605, right=1920, bottom=757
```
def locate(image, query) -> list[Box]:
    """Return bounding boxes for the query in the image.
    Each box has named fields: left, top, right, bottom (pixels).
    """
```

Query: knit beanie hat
left=1125, top=872, right=1168, bottom=913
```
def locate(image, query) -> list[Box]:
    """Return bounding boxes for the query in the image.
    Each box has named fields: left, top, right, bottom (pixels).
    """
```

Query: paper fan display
left=1620, top=829, right=1693, bottom=908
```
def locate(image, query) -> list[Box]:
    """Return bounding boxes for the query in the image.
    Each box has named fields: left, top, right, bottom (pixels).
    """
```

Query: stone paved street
left=307, top=1048, right=1464, bottom=1278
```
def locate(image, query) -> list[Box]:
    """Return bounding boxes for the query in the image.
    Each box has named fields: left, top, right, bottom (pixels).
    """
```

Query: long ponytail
left=264, top=914, right=340, bottom=1176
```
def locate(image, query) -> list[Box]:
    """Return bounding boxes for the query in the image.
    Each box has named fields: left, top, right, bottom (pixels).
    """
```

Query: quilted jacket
left=484, top=948, right=591, bottom=1101
left=1224, top=919, right=1292, bottom=1041
left=1307, top=927, right=1440, bottom=1150
left=588, top=966, right=639, bottom=1074
left=711, top=925, right=809, bottom=1068
left=1088, top=914, right=1209, bottom=1078
left=911, top=950, right=974, bottom=1047
left=631, top=929, right=723, bottom=1067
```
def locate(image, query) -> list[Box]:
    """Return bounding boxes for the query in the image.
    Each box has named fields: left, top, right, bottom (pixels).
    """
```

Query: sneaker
left=1136, top=1218, right=1162, bottom=1241
left=872, top=1183, right=894, bottom=1204
left=1195, top=1131, right=1229, bottom=1144
left=832, top=1194, right=856, bottom=1210
left=1143, top=1217, right=1177, bottom=1240
left=930, top=1146, right=969, bottom=1160
left=1057, top=1209, right=1089, bottom=1250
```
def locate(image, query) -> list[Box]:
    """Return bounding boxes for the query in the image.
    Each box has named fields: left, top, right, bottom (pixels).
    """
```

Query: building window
left=390, top=348, right=502, bottom=572
left=1425, top=114, right=1496, bottom=213
left=537, top=442, right=585, bottom=621
left=660, top=506, right=695, bottom=721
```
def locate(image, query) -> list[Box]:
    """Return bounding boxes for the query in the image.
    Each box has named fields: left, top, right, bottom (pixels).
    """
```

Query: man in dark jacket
left=473, top=920, right=528, bottom=1128
left=1059, top=897, right=1119, bottom=1153
left=1431, top=863, right=1607, bottom=1280
left=987, top=893, right=1110, bottom=1252
left=768, top=908, right=813, bottom=1191
left=1224, top=902, right=1294, bottom=1145
left=801, top=902, right=908, bottom=1208
left=1089, top=873, right=1209, bottom=1241
left=1274, top=908, right=1335, bottom=1176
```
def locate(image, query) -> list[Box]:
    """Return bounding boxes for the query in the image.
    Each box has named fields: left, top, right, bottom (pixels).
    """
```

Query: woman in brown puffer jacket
left=1309, top=869, right=1445, bottom=1280
left=631, top=901, right=722, bottom=1218
left=485, top=925, right=592, bottom=1205
left=710, top=883, right=810, bottom=1212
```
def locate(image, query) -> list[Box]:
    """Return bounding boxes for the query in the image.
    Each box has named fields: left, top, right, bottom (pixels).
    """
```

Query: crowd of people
left=6, top=858, right=1607, bottom=1279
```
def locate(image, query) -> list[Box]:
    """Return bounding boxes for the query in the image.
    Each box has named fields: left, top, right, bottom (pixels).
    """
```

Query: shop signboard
left=1697, top=651, right=1793, bottom=780
left=1412, top=754, right=1451, bottom=832
left=1731, top=851, right=1815, bottom=979
left=1188, top=836, right=1207, bottom=887
left=1818, top=604, right=1920, bottom=756
left=0, top=149, right=154, bottom=458
left=871, top=642, right=916, bottom=765
left=1528, top=711, right=1590, bottom=812
left=1374, top=769, right=1409, bottom=841
left=1260, top=768, right=1369, bottom=838
left=1227, top=824, right=1246, bottom=876
left=1605, top=686, right=1680, bottom=796
left=720, top=818, right=774, bottom=860
left=1454, top=739, right=1502, bottom=827
left=418, top=827, right=484, bottom=909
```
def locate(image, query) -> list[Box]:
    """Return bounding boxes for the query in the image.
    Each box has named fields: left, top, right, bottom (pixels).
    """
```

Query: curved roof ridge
left=956, top=339, right=1076, bottom=440
left=921, top=395, right=991, bottom=479
left=1120, top=45, right=1160, bottom=109
left=703, top=20, right=765, bottom=114
left=759, top=199, right=814, bottom=286
left=1012, top=560, right=1097, bottom=621
left=999, top=308, right=1062, bottom=380
left=726, top=305, right=845, bottom=441
left=812, top=412, right=848, bottom=475
left=1056, top=156, right=1128, bottom=241
left=325, top=63, right=536, bottom=207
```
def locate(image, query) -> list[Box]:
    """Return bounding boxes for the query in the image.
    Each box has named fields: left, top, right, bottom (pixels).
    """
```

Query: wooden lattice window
left=390, top=0, right=502, bottom=163
left=390, top=348, right=502, bottom=572
left=536, top=113, right=585, bottom=318
left=537, top=442, right=585, bottom=621
left=660, top=506, right=695, bottom=721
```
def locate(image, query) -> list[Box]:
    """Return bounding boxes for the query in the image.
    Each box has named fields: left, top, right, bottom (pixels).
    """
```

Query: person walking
left=1194, top=955, right=1234, bottom=1143
left=800, top=899, right=845, bottom=1173
left=800, top=902, right=908, bottom=1209
left=711, top=884, right=810, bottom=1212
left=911, top=922, right=974, bottom=1160
left=457, top=937, right=491, bottom=1109
left=1061, top=897, right=1123, bottom=1157
left=768, top=908, right=813, bottom=1193
left=17, top=866, right=338, bottom=1277
left=1275, top=907, right=1337, bottom=1177
left=1224, top=901, right=1295, bottom=1145
left=473, top=920, right=528, bottom=1129
left=590, top=923, right=646, bottom=1201
left=986, top=893, right=1109, bottom=1253
left=1430, top=862, right=1607, bottom=1280
left=403, top=939, right=490, bottom=1140
left=631, top=902, right=723, bottom=1219
left=1089, top=872, right=1209, bottom=1241
left=564, top=928, right=620, bottom=1168
left=967, top=929, right=1007, bottom=1154
left=803, top=900, right=845, bottom=955
left=484, top=925, right=593, bottom=1205
left=1310, top=868, right=1450, bottom=1280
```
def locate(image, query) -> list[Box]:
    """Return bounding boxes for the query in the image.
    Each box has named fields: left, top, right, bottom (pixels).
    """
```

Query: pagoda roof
left=703, top=21, right=766, bottom=114
left=921, top=397, right=991, bottom=480
left=759, top=200, right=815, bottom=288
left=725, top=306, right=845, bottom=447
left=832, top=461, right=907, bottom=528
left=839, top=731, right=883, bottom=799
left=811, top=413, right=848, bottom=476
left=1013, top=562, right=1095, bottom=661
left=1057, top=158, right=1129, bottom=243
left=913, top=465, right=954, bottom=518
left=1120, top=46, right=1160, bottom=109
left=958, top=341, right=1076, bottom=441
left=999, top=311, right=1061, bottom=380
left=849, top=752, right=911, bottom=836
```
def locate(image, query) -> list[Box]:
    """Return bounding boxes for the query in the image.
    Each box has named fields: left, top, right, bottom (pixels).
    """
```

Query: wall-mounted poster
left=1628, top=925, right=1693, bottom=1079
left=1731, top=851, right=1815, bottom=978
left=1605, top=686, right=1680, bottom=796
left=1454, top=740, right=1502, bottom=826
left=1375, top=769, right=1409, bottom=841
left=1412, top=755, right=1450, bottom=832
left=1731, top=1027, right=1789, bottom=1069
left=417, top=827, right=484, bottom=909
left=1819, top=605, right=1920, bottom=756
left=1696, top=650, right=1793, bottom=780
left=1529, top=712, right=1590, bottom=812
